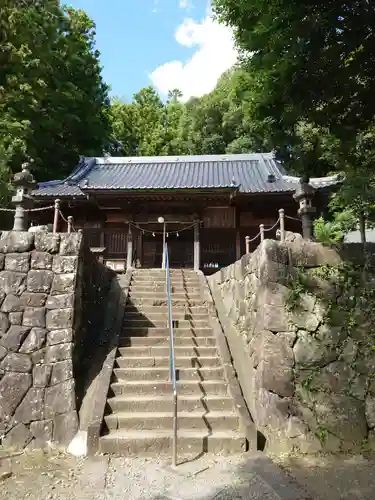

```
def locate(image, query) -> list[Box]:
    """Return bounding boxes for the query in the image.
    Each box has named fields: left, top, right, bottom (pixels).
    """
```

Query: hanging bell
left=166, top=233, right=169, bottom=238
left=152, top=232, right=155, bottom=237
left=176, top=232, right=179, bottom=238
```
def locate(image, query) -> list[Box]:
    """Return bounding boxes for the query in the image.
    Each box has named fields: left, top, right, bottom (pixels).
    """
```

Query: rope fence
left=244, top=208, right=300, bottom=254
left=1, top=198, right=302, bottom=243
left=0, top=198, right=78, bottom=234
left=129, top=220, right=200, bottom=237
left=0, top=204, right=55, bottom=213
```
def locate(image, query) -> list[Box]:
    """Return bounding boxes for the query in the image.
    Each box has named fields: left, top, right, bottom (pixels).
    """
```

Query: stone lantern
left=293, top=176, right=316, bottom=239
left=11, top=158, right=37, bottom=231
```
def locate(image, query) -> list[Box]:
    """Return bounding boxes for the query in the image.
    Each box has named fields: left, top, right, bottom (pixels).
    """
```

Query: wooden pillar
left=99, top=227, right=105, bottom=264
left=137, top=230, right=143, bottom=268
left=194, top=219, right=200, bottom=271
left=127, top=223, right=133, bottom=269
left=235, top=207, right=241, bottom=260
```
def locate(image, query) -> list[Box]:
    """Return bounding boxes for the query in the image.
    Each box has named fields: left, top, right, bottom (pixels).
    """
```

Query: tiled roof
left=33, top=180, right=85, bottom=198
left=33, top=153, right=342, bottom=198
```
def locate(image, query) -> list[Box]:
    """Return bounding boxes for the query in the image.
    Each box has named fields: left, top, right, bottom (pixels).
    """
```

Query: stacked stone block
left=0, top=231, right=82, bottom=450
left=208, top=237, right=375, bottom=454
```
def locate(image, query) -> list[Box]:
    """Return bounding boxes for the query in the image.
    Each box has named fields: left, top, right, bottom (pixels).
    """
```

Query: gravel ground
left=2, top=449, right=374, bottom=500
left=0, top=450, right=309, bottom=500
left=274, top=453, right=375, bottom=500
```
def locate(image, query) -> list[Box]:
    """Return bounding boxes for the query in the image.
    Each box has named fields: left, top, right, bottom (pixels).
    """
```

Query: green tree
left=213, top=0, right=375, bottom=173
left=0, top=1, right=110, bottom=181
left=213, top=0, right=375, bottom=135
left=167, top=89, right=183, bottom=102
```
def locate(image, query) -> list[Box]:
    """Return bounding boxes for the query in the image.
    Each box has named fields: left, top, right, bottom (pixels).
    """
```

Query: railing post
left=165, top=245, right=178, bottom=467
left=172, top=389, right=177, bottom=467
left=67, top=216, right=73, bottom=233
left=260, top=224, right=265, bottom=241
left=162, top=222, right=166, bottom=269
left=53, top=199, right=60, bottom=233
left=127, top=223, right=133, bottom=269
left=245, top=235, right=250, bottom=254
left=279, top=208, right=285, bottom=242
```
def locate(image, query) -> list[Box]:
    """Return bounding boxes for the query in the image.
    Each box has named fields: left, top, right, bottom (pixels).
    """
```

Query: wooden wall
left=52, top=195, right=301, bottom=271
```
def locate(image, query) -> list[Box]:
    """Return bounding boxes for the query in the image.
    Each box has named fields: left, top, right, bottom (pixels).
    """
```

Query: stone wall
left=208, top=235, right=375, bottom=454
left=0, top=231, right=114, bottom=451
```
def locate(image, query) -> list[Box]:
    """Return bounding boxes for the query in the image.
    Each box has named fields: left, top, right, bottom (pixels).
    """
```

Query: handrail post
left=260, top=224, right=265, bottom=241
left=53, top=199, right=60, bottom=233
left=279, top=208, right=285, bottom=242
left=165, top=244, right=177, bottom=467
left=67, top=216, right=73, bottom=233
left=245, top=236, right=250, bottom=254
left=162, top=222, right=166, bottom=269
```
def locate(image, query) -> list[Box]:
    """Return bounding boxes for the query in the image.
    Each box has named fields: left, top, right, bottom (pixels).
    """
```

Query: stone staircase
left=99, top=269, right=248, bottom=456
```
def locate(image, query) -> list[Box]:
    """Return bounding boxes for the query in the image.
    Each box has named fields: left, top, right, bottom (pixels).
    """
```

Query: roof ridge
left=94, top=152, right=275, bottom=165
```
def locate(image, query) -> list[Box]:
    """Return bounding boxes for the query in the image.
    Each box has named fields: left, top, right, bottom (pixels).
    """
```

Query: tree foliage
left=213, top=0, right=375, bottom=136
left=2, top=0, right=375, bottom=235
left=0, top=0, right=110, bottom=186
left=211, top=0, right=375, bottom=223
left=109, top=68, right=272, bottom=158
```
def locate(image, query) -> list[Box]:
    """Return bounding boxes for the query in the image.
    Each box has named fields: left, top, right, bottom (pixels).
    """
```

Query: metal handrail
left=164, top=244, right=178, bottom=467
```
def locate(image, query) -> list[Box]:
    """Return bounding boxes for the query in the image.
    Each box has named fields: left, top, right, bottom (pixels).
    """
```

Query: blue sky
left=67, top=0, right=237, bottom=102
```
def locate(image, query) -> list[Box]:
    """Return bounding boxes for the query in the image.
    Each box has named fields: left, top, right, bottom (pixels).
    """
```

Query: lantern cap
left=12, top=158, right=37, bottom=190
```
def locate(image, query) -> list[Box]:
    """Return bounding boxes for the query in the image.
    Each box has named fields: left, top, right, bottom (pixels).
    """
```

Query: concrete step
left=104, top=411, right=240, bottom=431
left=128, top=292, right=202, bottom=300
left=118, top=336, right=216, bottom=347
left=119, top=327, right=213, bottom=337
left=99, top=429, right=247, bottom=455
left=130, top=277, right=199, bottom=285
left=130, top=284, right=200, bottom=294
left=125, top=305, right=208, bottom=314
left=116, top=356, right=221, bottom=368
left=124, top=311, right=209, bottom=320
left=127, top=298, right=204, bottom=307
left=107, top=394, right=236, bottom=413
left=130, top=278, right=200, bottom=286
left=110, top=380, right=228, bottom=397
left=122, top=319, right=208, bottom=328
left=118, top=346, right=217, bottom=357
left=132, top=270, right=198, bottom=275
left=113, top=366, right=224, bottom=381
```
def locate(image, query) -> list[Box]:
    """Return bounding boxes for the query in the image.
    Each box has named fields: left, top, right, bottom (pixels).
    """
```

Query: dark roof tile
left=33, top=153, right=341, bottom=198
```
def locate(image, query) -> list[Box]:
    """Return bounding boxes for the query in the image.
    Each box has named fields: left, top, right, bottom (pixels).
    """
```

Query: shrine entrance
left=134, top=221, right=195, bottom=269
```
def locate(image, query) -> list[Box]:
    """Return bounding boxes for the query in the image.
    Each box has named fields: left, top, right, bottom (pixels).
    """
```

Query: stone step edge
left=120, top=327, right=213, bottom=330
left=105, top=410, right=238, bottom=420
left=117, top=338, right=215, bottom=344
left=125, top=302, right=208, bottom=312
left=129, top=288, right=201, bottom=294
left=118, top=337, right=216, bottom=342
left=114, top=366, right=222, bottom=373
left=110, top=380, right=226, bottom=387
left=118, top=348, right=217, bottom=357
left=116, top=356, right=220, bottom=361
left=100, top=429, right=244, bottom=439
left=108, top=394, right=233, bottom=402
left=118, top=335, right=216, bottom=340
left=122, top=320, right=208, bottom=324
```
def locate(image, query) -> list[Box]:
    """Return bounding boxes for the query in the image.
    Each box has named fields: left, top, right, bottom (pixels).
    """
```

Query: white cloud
left=178, top=0, right=193, bottom=10
left=149, top=14, right=238, bottom=101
